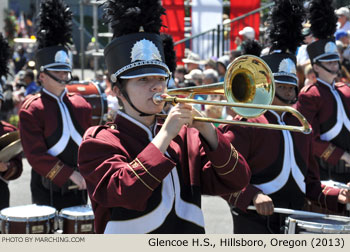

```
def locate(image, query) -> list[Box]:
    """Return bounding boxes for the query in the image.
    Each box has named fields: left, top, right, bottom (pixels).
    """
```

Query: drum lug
left=5, top=217, right=10, bottom=234
left=74, top=217, right=78, bottom=234
left=26, top=219, right=29, bottom=234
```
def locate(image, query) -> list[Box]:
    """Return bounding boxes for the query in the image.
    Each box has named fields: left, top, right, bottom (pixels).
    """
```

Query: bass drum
left=285, top=214, right=350, bottom=234
left=67, top=81, right=107, bottom=125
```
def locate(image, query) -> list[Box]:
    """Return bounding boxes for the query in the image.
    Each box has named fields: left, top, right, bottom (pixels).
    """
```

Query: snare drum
left=67, top=81, right=107, bottom=125
left=285, top=214, right=350, bottom=234
left=59, top=205, right=94, bottom=234
left=0, top=204, right=56, bottom=234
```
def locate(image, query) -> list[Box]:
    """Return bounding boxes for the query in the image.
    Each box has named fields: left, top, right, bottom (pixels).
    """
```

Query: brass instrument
left=154, top=55, right=311, bottom=134
left=0, top=131, right=23, bottom=162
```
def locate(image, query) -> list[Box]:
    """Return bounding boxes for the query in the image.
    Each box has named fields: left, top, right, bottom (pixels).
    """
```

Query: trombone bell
left=225, top=55, right=275, bottom=118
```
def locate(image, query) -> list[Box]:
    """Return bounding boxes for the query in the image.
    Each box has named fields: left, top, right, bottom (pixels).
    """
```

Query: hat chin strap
left=43, top=69, right=71, bottom=85
left=316, top=61, right=340, bottom=76
left=121, top=89, right=154, bottom=117
left=119, top=78, right=170, bottom=117
left=275, top=87, right=298, bottom=105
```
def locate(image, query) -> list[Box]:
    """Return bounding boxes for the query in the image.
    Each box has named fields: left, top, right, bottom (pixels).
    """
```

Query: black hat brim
left=119, top=65, right=169, bottom=79
left=274, top=75, right=298, bottom=86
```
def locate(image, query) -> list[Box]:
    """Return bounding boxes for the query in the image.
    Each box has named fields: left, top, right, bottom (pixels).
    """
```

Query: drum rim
left=59, top=205, right=94, bottom=220
left=287, top=215, right=350, bottom=233
left=0, top=213, right=56, bottom=222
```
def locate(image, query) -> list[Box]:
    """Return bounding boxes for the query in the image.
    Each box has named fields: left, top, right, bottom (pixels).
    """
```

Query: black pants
left=231, top=208, right=286, bottom=234
left=0, top=180, right=10, bottom=211
left=30, top=169, right=87, bottom=211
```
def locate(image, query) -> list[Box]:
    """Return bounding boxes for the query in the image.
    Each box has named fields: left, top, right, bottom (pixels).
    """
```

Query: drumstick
left=331, top=183, right=350, bottom=191
left=68, top=185, right=79, bottom=190
left=247, top=205, right=329, bottom=218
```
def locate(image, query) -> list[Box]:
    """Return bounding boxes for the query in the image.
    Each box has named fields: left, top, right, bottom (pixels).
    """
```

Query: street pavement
left=8, top=158, right=233, bottom=234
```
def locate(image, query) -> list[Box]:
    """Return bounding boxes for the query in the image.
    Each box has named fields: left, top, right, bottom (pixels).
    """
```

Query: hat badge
left=278, top=58, right=296, bottom=75
left=131, top=39, right=162, bottom=62
left=324, top=42, right=337, bottom=54
left=55, top=50, right=70, bottom=64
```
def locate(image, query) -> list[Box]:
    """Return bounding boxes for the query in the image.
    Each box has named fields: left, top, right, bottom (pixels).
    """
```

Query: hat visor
left=316, top=54, right=340, bottom=62
left=119, top=66, right=169, bottom=79
left=45, top=64, right=72, bottom=72
left=274, top=75, right=298, bottom=86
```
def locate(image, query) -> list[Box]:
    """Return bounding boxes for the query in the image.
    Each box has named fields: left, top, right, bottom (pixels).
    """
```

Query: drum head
left=288, top=214, right=350, bottom=234
left=0, top=204, right=56, bottom=222
left=60, top=205, right=94, bottom=220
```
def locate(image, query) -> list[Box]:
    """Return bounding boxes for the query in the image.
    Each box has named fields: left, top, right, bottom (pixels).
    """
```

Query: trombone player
left=220, top=0, right=350, bottom=234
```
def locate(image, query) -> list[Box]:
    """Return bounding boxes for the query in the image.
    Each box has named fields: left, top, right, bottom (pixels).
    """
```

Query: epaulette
left=22, top=93, right=41, bottom=110
left=300, top=83, right=317, bottom=93
left=335, top=82, right=346, bottom=88
left=83, top=125, right=108, bottom=140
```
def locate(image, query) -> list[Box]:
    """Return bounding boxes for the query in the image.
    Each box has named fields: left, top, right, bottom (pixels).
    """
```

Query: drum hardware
left=247, top=205, right=350, bottom=234
left=154, top=55, right=311, bottom=134
left=0, top=205, right=57, bottom=234
left=285, top=215, right=350, bottom=234
left=247, top=205, right=329, bottom=218
left=67, top=81, right=107, bottom=125
left=59, top=205, right=94, bottom=234
left=322, top=180, right=350, bottom=190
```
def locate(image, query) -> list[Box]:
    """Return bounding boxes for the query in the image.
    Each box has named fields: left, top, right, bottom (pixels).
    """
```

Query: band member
left=220, top=0, right=350, bottom=234
left=19, top=0, right=92, bottom=210
left=0, top=33, right=23, bottom=211
left=296, top=0, right=350, bottom=185
left=78, top=0, right=250, bottom=234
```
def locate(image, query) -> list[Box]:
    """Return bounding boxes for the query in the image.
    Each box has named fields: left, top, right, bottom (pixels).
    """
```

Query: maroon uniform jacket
left=296, top=78, right=350, bottom=182
left=220, top=110, right=342, bottom=213
left=0, top=121, right=22, bottom=181
left=19, top=88, right=92, bottom=187
left=78, top=111, right=251, bottom=234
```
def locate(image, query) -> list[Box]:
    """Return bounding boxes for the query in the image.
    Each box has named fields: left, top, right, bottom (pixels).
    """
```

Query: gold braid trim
left=324, top=187, right=331, bottom=211
left=46, top=161, right=64, bottom=180
left=134, top=158, right=161, bottom=183
left=127, top=164, right=154, bottom=191
left=320, top=144, right=336, bottom=161
left=217, top=148, right=239, bottom=176
left=212, top=144, right=235, bottom=169
left=233, top=191, right=242, bottom=207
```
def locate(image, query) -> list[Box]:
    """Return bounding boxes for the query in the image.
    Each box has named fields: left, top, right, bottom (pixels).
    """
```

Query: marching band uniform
left=18, top=0, right=92, bottom=210
left=297, top=78, right=350, bottom=183
left=79, top=111, right=249, bottom=234
left=220, top=110, right=342, bottom=233
left=0, top=121, right=23, bottom=210
left=78, top=0, right=250, bottom=234
left=220, top=0, right=348, bottom=233
left=19, top=89, right=91, bottom=210
left=296, top=0, right=350, bottom=185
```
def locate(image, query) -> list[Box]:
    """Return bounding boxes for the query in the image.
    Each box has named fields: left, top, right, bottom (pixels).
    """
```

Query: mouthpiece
left=152, top=93, right=164, bottom=105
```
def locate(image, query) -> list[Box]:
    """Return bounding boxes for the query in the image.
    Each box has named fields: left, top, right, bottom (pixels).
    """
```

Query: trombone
left=154, top=55, right=311, bottom=134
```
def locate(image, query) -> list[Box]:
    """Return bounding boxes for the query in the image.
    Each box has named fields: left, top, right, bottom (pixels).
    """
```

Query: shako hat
left=261, top=0, right=305, bottom=86
left=306, top=0, right=339, bottom=64
left=35, top=0, right=73, bottom=72
left=102, top=0, right=170, bottom=83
